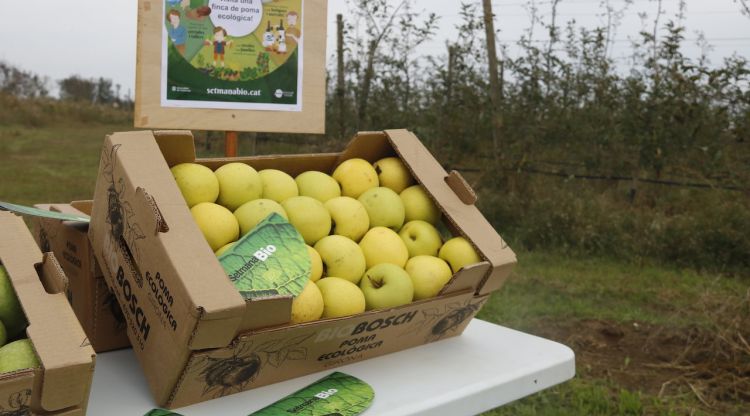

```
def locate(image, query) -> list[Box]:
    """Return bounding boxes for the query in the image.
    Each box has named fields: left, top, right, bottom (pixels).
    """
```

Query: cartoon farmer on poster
left=205, top=27, right=232, bottom=67
left=285, top=11, right=301, bottom=50
left=166, top=9, right=187, bottom=56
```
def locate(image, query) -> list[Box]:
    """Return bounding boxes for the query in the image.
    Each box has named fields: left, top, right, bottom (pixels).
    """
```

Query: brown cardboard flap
left=50, top=408, right=86, bottom=416
left=46, top=204, right=88, bottom=218
left=335, top=131, right=395, bottom=165
left=0, top=212, right=95, bottom=412
left=383, top=129, right=517, bottom=294
left=153, top=130, right=197, bottom=167
left=169, top=288, right=485, bottom=408
left=100, top=131, right=246, bottom=347
left=134, top=187, right=170, bottom=234
left=439, top=261, right=491, bottom=296
left=69, top=200, right=93, bottom=215
left=37, top=253, right=69, bottom=295
left=240, top=296, right=293, bottom=332
left=445, top=170, right=477, bottom=205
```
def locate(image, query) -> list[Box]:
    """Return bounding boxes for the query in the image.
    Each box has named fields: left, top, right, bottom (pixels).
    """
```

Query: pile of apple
left=171, top=156, right=481, bottom=324
left=0, top=266, right=41, bottom=373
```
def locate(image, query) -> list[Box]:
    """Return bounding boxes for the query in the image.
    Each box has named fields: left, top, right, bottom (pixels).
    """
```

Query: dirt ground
left=533, top=318, right=750, bottom=413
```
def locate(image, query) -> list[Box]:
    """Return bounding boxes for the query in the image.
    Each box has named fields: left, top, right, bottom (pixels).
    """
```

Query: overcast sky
left=0, top=0, right=747, bottom=97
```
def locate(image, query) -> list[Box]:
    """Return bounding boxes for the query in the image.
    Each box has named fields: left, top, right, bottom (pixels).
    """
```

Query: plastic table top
left=87, top=319, right=575, bottom=416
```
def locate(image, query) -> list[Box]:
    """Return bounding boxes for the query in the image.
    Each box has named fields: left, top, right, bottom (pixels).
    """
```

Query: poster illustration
left=161, top=0, right=303, bottom=111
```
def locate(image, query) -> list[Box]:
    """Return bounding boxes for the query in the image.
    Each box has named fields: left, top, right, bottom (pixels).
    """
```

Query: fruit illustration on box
left=0, top=389, right=31, bottom=416
left=430, top=301, right=482, bottom=339
left=101, top=144, right=145, bottom=262
left=398, top=299, right=485, bottom=342
left=196, top=334, right=312, bottom=398
left=172, top=157, right=484, bottom=325
left=103, top=292, right=127, bottom=331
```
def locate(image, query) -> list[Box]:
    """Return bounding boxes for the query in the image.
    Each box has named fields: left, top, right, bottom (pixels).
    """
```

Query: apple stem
left=369, top=275, right=383, bottom=289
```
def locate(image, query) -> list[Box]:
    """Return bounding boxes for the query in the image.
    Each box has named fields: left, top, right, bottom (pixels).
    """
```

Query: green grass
left=478, top=252, right=746, bottom=332
left=477, top=251, right=749, bottom=415
left=483, top=377, right=712, bottom=416
left=0, top=123, right=132, bottom=205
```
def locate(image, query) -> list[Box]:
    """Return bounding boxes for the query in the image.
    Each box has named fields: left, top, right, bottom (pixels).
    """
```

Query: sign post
left=225, top=131, right=238, bottom=157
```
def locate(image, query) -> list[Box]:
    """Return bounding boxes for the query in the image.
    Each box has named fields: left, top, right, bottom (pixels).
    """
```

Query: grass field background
left=1, top=119, right=748, bottom=415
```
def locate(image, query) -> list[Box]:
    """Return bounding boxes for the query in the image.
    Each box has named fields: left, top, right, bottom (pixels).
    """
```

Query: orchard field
left=1, top=98, right=747, bottom=414
left=1, top=0, right=749, bottom=413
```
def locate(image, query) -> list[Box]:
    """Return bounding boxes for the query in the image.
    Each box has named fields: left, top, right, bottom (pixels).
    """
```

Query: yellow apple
left=405, top=255, right=453, bottom=300
left=439, top=237, right=482, bottom=273
left=170, top=163, right=219, bottom=207
left=332, top=158, right=379, bottom=198
left=190, top=202, right=239, bottom=252
left=295, top=171, right=341, bottom=203
left=359, top=227, right=409, bottom=269
left=259, top=169, right=298, bottom=203
left=215, top=242, right=235, bottom=257
left=360, top=263, right=414, bottom=310
left=324, top=196, right=370, bottom=242
left=0, top=339, right=40, bottom=373
left=290, top=281, right=324, bottom=324
left=398, top=220, right=442, bottom=257
left=234, top=199, right=288, bottom=236
left=307, top=245, right=323, bottom=282
left=281, top=196, right=331, bottom=245
left=373, top=157, right=414, bottom=194
left=358, top=187, right=405, bottom=231
left=214, top=162, right=263, bottom=211
left=0, top=266, right=26, bottom=338
left=316, top=277, right=366, bottom=318
left=314, top=235, right=367, bottom=284
left=400, top=185, right=441, bottom=224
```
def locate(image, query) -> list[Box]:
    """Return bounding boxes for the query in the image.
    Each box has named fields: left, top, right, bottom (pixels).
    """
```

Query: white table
left=88, top=319, right=575, bottom=415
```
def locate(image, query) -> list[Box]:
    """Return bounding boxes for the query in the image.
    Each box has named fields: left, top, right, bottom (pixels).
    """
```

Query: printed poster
left=161, top=0, right=303, bottom=111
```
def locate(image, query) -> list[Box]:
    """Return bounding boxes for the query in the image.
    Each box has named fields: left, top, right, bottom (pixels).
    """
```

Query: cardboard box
left=88, top=129, right=516, bottom=408
left=33, top=202, right=130, bottom=353
left=0, top=212, right=96, bottom=415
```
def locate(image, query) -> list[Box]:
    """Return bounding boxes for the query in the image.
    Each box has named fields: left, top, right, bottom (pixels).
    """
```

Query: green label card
left=0, top=201, right=90, bottom=223
left=249, top=372, right=375, bottom=416
left=144, top=410, right=183, bottom=416
left=219, top=213, right=310, bottom=300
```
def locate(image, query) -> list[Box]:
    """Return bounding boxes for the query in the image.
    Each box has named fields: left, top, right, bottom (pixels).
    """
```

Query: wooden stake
left=482, top=0, right=502, bottom=159
left=337, top=14, right=345, bottom=139
left=225, top=131, right=238, bottom=157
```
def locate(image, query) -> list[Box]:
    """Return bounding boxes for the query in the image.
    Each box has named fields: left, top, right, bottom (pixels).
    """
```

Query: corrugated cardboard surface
left=87, top=129, right=515, bottom=408
left=170, top=291, right=488, bottom=408
left=0, top=212, right=96, bottom=414
left=33, top=203, right=130, bottom=353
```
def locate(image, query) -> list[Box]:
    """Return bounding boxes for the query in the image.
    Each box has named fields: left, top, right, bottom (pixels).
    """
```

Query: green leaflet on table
left=249, top=372, right=375, bottom=416
left=144, top=410, right=183, bottom=416
left=0, top=201, right=90, bottom=222
left=219, top=213, right=310, bottom=300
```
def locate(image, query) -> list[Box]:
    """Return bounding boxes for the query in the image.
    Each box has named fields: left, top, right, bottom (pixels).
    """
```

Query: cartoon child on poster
left=166, top=9, right=187, bottom=56
left=204, top=27, right=232, bottom=67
